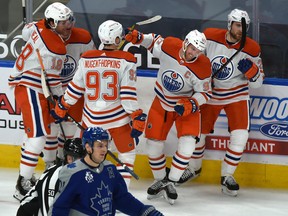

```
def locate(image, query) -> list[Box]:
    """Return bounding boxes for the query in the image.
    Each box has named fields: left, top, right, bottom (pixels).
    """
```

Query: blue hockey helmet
left=63, top=138, right=86, bottom=158
left=82, top=127, right=109, bottom=148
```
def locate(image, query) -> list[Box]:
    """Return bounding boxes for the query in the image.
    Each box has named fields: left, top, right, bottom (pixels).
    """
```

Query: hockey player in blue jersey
left=49, top=127, right=163, bottom=216
left=17, top=138, right=86, bottom=216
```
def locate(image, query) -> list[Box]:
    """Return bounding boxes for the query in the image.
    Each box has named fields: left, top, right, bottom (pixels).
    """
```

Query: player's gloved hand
left=237, top=58, right=259, bottom=82
left=174, top=98, right=198, bottom=117
left=130, top=109, right=147, bottom=138
left=50, top=95, right=70, bottom=123
left=125, top=29, right=143, bottom=44
left=141, top=205, right=164, bottom=216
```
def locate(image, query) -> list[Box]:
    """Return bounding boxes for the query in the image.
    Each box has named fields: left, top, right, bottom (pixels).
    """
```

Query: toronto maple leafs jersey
left=49, top=159, right=149, bottom=216
left=139, top=34, right=212, bottom=111
left=8, top=19, right=66, bottom=97
left=204, top=28, right=264, bottom=105
left=63, top=49, right=140, bottom=129
left=18, top=165, right=62, bottom=216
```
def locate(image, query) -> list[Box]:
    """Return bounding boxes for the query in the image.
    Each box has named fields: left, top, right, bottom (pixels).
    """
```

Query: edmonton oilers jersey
left=61, top=27, right=95, bottom=90
left=140, top=34, right=212, bottom=111
left=204, top=28, right=264, bottom=105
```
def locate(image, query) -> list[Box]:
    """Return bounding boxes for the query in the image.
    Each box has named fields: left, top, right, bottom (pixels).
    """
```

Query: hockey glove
left=130, top=109, right=147, bottom=138
left=50, top=95, right=70, bottom=123
left=141, top=205, right=164, bottom=216
left=237, top=58, right=259, bottom=82
left=174, top=98, right=198, bottom=117
left=125, top=29, right=144, bottom=44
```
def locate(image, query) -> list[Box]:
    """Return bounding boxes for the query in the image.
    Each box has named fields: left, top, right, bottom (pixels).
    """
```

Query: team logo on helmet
left=211, top=55, right=234, bottom=80
left=161, top=70, right=184, bottom=92
left=61, top=54, right=77, bottom=77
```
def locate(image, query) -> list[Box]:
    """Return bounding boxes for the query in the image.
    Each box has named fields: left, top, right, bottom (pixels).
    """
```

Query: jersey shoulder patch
left=243, top=37, right=261, bottom=57
left=36, top=24, right=66, bottom=55
left=204, top=28, right=226, bottom=44
left=162, top=37, right=182, bottom=58
left=113, top=50, right=136, bottom=63
left=67, top=28, right=92, bottom=44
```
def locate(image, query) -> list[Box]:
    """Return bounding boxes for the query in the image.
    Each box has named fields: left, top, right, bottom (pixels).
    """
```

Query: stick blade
left=136, top=15, right=162, bottom=26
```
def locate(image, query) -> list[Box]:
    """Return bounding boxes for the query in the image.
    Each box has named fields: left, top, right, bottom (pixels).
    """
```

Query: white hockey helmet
left=183, top=30, right=206, bottom=52
left=98, top=20, right=124, bottom=45
left=228, top=9, right=250, bottom=31
left=45, top=2, right=74, bottom=28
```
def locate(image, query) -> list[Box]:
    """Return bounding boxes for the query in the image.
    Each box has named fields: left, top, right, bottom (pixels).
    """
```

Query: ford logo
left=260, top=122, right=288, bottom=140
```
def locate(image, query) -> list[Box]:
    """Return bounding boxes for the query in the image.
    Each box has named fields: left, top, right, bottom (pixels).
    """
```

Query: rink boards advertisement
left=1, top=63, right=288, bottom=165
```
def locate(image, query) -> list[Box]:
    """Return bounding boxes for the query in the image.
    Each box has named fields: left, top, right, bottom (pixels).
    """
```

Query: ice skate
left=176, top=167, right=202, bottom=186
left=221, top=175, right=239, bottom=197
left=166, top=167, right=201, bottom=186
left=13, top=175, right=33, bottom=201
left=147, top=179, right=168, bottom=200
left=163, top=181, right=178, bottom=205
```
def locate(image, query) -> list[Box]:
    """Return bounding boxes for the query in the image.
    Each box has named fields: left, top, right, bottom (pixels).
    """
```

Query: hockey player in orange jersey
left=179, top=9, right=265, bottom=197
left=51, top=20, right=147, bottom=189
left=125, top=29, right=212, bottom=204
left=8, top=2, right=75, bottom=200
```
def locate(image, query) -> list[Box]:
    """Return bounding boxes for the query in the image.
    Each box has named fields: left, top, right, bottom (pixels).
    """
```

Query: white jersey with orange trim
left=8, top=19, right=66, bottom=97
left=139, top=34, right=212, bottom=111
left=204, top=28, right=264, bottom=105
left=20, top=22, right=95, bottom=92
left=63, top=49, right=140, bottom=129
left=61, top=28, right=95, bottom=89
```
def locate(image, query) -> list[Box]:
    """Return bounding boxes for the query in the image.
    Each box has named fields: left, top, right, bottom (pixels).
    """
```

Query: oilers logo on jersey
left=161, top=70, right=184, bottom=92
left=61, top=54, right=77, bottom=77
left=211, top=55, right=234, bottom=80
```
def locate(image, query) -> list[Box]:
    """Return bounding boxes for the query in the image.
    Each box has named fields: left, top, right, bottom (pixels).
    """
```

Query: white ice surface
left=1, top=168, right=288, bottom=216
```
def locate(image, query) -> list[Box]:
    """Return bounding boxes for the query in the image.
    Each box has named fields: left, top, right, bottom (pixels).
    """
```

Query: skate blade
left=163, top=192, right=176, bottom=205
left=13, top=190, right=23, bottom=201
left=147, top=190, right=165, bottom=200
left=221, top=186, right=238, bottom=197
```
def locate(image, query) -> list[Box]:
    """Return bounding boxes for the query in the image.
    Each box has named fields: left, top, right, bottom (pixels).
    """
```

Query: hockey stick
left=132, top=15, right=162, bottom=28
left=36, top=48, right=67, bottom=141
left=118, top=15, right=162, bottom=49
left=36, top=50, right=139, bottom=180
left=212, top=17, right=246, bottom=78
